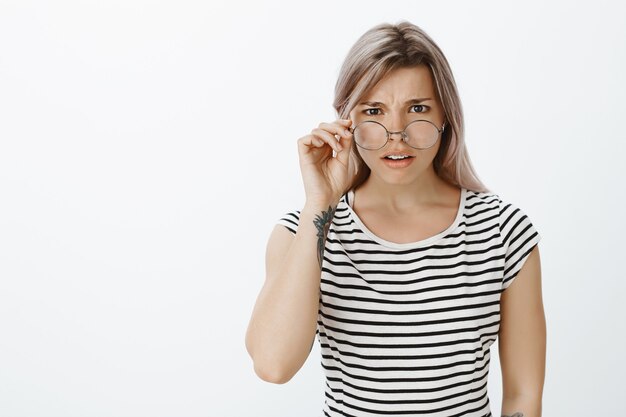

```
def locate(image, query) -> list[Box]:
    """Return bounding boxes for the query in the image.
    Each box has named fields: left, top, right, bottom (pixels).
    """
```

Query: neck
left=356, top=167, right=454, bottom=213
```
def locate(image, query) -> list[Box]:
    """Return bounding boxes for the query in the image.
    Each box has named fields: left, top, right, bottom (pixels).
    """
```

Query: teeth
left=386, top=155, right=410, bottom=160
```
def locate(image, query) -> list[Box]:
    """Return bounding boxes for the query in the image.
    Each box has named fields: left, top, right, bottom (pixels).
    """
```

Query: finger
left=311, top=136, right=326, bottom=148
left=337, top=119, right=353, bottom=134
left=315, top=125, right=351, bottom=152
left=318, top=121, right=352, bottom=140
left=311, top=128, right=343, bottom=152
left=299, top=133, right=326, bottom=146
left=297, top=135, right=325, bottom=156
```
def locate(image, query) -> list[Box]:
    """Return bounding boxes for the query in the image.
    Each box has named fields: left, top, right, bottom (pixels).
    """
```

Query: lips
left=382, top=155, right=415, bottom=160
left=382, top=156, right=415, bottom=168
left=381, top=151, right=415, bottom=159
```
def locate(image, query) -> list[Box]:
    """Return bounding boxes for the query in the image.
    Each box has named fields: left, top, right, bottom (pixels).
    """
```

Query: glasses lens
left=405, top=120, right=440, bottom=149
left=353, top=122, right=387, bottom=150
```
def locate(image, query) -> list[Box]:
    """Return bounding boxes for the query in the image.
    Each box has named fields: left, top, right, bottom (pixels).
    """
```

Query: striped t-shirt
left=276, top=187, right=541, bottom=417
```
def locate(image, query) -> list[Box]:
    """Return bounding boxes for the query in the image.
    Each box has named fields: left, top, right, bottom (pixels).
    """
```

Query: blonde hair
left=333, top=20, right=490, bottom=194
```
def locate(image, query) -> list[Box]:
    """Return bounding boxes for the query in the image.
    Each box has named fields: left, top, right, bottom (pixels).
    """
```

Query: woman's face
left=348, top=64, right=446, bottom=186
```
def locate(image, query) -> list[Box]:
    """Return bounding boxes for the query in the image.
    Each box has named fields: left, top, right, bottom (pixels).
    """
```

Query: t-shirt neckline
left=344, top=187, right=467, bottom=249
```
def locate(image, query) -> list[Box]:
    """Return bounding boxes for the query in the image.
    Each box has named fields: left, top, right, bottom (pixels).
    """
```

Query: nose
left=388, top=130, right=404, bottom=140
left=387, top=126, right=406, bottom=142
left=387, top=116, right=406, bottom=141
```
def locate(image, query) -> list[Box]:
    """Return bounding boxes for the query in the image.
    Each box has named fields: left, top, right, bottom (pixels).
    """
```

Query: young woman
left=246, top=21, right=545, bottom=417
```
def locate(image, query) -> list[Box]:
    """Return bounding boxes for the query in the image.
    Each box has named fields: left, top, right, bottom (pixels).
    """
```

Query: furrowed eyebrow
left=358, top=98, right=432, bottom=107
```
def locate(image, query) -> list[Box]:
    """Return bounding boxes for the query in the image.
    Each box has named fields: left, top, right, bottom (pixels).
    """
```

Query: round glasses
left=348, top=119, right=446, bottom=150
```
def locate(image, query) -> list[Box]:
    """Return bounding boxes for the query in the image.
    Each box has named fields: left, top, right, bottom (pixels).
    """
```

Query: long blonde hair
left=333, top=21, right=490, bottom=193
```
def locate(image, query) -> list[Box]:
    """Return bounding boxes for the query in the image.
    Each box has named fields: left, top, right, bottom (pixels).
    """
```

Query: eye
left=363, top=106, right=428, bottom=116
left=410, top=104, right=428, bottom=113
left=363, top=108, right=381, bottom=116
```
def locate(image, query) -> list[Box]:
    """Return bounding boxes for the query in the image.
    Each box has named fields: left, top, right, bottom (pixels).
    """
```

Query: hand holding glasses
left=297, top=119, right=357, bottom=208
left=348, top=119, right=446, bottom=150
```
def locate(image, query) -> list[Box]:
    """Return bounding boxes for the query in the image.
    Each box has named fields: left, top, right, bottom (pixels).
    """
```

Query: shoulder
left=491, top=192, right=542, bottom=290
left=464, top=187, right=501, bottom=212
left=493, top=192, right=540, bottom=241
left=465, top=188, right=533, bottom=222
left=464, top=188, right=541, bottom=243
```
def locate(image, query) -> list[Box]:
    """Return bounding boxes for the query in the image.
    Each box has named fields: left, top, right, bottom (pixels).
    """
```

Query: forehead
left=361, top=65, right=435, bottom=102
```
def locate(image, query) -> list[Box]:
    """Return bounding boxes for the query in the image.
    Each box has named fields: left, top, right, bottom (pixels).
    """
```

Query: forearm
left=247, top=202, right=337, bottom=383
left=501, top=393, right=542, bottom=417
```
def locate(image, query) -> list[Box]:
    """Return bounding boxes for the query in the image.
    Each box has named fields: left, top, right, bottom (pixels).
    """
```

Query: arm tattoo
left=312, top=205, right=336, bottom=269
left=501, top=413, right=524, bottom=417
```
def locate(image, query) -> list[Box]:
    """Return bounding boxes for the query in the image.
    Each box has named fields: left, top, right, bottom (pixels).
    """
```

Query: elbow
left=245, top=327, right=300, bottom=384
left=253, top=360, right=293, bottom=384
left=246, top=335, right=294, bottom=384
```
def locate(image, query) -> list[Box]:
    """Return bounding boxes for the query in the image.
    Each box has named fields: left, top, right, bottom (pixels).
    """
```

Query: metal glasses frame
left=348, top=119, right=446, bottom=150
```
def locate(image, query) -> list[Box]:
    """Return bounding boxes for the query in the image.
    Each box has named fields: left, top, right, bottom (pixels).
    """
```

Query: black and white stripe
left=277, top=188, right=540, bottom=417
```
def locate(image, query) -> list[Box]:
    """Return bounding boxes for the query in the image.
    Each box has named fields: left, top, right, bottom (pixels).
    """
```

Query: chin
left=374, top=170, right=423, bottom=186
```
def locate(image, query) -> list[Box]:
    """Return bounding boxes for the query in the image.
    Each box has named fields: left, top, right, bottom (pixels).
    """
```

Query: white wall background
left=1, top=0, right=624, bottom=416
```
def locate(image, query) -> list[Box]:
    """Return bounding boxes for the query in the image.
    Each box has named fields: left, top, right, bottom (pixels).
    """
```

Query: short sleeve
left=498, top=198, right=541, bottom=291
left=276, top=210, right=301, bottom=235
